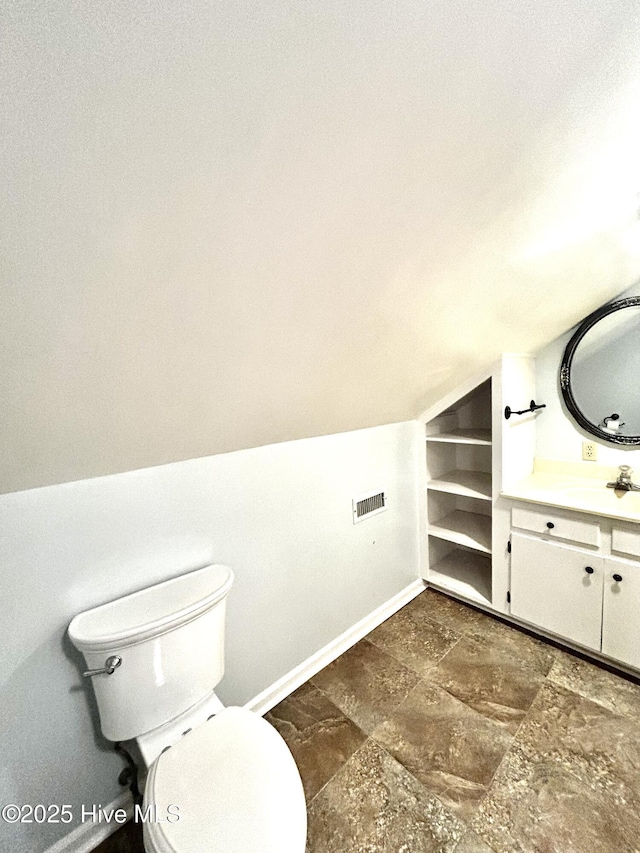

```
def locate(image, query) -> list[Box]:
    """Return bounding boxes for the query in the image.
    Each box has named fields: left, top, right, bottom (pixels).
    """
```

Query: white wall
left=535, top=284, right=640, bottom=470
left=0, top=421, right=419, bottom=853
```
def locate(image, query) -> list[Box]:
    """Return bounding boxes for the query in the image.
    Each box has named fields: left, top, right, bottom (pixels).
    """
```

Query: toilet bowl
left=68, top=565, right=306, bottom=853
left=143, top=706, right=305, bottom=853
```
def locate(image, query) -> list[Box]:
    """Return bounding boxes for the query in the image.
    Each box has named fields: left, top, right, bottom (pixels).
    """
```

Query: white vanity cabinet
left=601, top=557, right=640, bottom=669
left=510, top=533, right=603, bottom=651
left=509, top=503, right=640, bottom=672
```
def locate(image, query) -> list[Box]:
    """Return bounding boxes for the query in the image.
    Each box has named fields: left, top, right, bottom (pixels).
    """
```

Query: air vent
left=352, top=490, right=387, bottom=524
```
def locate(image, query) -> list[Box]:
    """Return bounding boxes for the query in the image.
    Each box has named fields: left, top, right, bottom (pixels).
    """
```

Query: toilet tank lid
left=68, top=564, right=233, bottom=653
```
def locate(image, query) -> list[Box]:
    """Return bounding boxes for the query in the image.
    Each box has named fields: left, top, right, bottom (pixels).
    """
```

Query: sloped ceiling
left=2, top=0, right=640, bottom=493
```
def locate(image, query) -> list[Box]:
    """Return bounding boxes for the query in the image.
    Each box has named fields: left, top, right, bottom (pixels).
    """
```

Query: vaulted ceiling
left=2, top=0, right=640, bottom=493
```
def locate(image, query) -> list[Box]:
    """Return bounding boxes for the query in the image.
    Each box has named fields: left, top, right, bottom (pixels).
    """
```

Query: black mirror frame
left=560, top=295, right=640, bottom=446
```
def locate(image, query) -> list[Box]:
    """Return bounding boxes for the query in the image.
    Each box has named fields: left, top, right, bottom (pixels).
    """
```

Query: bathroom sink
left=550, top=484, right=603, bottom=499
left=503, top=474, right=640, bottom=522
left=552, top=483, right=640, bottom=508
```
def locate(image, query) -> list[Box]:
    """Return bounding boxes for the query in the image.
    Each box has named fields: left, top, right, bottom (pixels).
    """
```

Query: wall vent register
left=352, top=490, right=387, bottom=523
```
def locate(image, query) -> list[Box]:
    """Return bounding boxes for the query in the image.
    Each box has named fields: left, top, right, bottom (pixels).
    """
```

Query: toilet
left=68, top=564, right=307, bottom=853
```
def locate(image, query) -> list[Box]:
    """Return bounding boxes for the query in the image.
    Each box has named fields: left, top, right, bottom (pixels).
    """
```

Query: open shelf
left=424, top=376, right=493, bottom=608
left=426, top=429, right=491, bottom=446
left=429, top=549, right=492, bottom=606
left=428, top=470, right=492, bottom=501
left=429, top=510, right=491, bottom=554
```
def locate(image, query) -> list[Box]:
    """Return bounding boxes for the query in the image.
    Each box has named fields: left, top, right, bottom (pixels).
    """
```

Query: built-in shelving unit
left=427, top=470, right=492, bottom=501
left=426, top=429, right=491, bottom=446
left=424, top=379, right=493, bottom=606
left=428, top=509, right=492, bottom=553
left=429, top=550, right=492, bottom=603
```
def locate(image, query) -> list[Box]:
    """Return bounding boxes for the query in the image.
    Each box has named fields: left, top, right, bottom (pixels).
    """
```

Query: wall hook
left=504, top=400, right=546, bottom=420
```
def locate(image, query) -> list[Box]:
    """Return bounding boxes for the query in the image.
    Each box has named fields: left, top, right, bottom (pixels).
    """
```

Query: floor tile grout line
left=466, top=652, right=563, bottom=835
left=439, top=630, right=560, bottom=683
left=474, top=669, right=637, bottom=824
left=312, top=661, right=426, bottom=744
left=367, top=667, right=522, bottom=832
left=408, top=589, right=486, bottom=633
left=543, top=664, right=640, bottom=728
left=306, top=632, right=488, bottom=807
left=308, top=636, right=431, bottom=737
left=364, top=624, right=465, bottom=679
left=435, top=780, right=502, bottom=853
left=303, top=677, right=369, bottom=738
left=545, top=668, right=640, bottom=722
left=305, top=679, right=371, bottom=744
left=364, top=643, right=480, bottom=739
left=268, top=679, right=373, bottom=809
left=421, top=611, right=566, bottom=837
left=370, top=735, right=503, bottom=853
left=364, top=739, right=495, bottom=853
left=455, top=824, right=501, bottom=853
left=303, top=665, right=448, bottom=811
left=304, top=735, right=374, bottom=808
left=307, top=734, right=498, bottom=853
left=364, top=598, right=565, bottom=807
left=324, top=633, right=420, bottom=675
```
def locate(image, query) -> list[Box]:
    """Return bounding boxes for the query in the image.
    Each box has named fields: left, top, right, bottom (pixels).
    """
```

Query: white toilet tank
left=68, top=565, right=234, bottom=742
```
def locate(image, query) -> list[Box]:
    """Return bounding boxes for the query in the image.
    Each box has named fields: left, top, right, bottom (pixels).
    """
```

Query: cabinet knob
left=613, top=573, right=623, bottom=583
left=585, top=566, right=594, bottom=575
left=546, top=521, right=555, bottom=529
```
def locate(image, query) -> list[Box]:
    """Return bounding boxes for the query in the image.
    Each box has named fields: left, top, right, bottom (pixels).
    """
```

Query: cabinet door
left=601, top=557, right=640, bottom=670
left=510, top=533, right=603, bottom=651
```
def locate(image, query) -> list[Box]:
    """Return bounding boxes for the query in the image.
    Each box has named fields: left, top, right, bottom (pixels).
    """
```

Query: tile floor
left=95, top=588, right=640, bottom=853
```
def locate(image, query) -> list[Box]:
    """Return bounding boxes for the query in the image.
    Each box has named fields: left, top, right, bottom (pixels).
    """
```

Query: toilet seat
left=142, top=706, right=307, bottom=853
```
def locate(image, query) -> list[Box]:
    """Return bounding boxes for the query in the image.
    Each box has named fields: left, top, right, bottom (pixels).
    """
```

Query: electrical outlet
left=582, top=441, right=598, bottom=461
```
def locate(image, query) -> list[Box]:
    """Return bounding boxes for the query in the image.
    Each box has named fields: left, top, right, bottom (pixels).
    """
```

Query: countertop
left=501, top=461, right=640, bottom=524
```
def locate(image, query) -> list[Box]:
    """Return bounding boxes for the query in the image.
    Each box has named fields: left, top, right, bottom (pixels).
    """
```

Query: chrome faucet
left=607, top=465, right=640, bottom=492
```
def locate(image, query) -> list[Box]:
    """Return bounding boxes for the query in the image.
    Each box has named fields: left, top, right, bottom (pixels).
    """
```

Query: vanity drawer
left=611, top=527, right=640, bottom=559
left=511, top=506, right=600, bottom=547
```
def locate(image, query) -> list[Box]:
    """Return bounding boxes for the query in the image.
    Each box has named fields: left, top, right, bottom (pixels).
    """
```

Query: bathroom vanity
left=419, top=299, right=640, bottom=677
left=504, top=475, right=640, bottom=671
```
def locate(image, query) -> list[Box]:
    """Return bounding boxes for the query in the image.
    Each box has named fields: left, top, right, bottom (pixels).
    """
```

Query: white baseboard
left=44, top=791, right=133, bottom=853
left=246, top=578, right=426, bottom=716
left=45, top=578, right=426, bottom=852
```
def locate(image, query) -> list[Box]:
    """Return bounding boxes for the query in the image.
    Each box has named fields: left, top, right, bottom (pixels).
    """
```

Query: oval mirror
left=560, top=296, right=640, bottom=445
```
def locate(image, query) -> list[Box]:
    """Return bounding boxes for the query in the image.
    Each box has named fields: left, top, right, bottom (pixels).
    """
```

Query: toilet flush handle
left=83, top=655, right=122, bottom=678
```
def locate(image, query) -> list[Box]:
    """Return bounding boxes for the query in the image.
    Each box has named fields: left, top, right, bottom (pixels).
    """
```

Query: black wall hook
left=504, top=400, right=546, bottom=420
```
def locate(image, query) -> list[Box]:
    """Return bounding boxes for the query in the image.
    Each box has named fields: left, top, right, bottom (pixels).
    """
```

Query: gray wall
left=0, top=421, right=419, bottom=853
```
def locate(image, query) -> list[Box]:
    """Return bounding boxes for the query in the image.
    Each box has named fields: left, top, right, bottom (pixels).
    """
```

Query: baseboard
left=246, top=578, right=426, bottom=716
left=44, top=791, right=133, bottom=853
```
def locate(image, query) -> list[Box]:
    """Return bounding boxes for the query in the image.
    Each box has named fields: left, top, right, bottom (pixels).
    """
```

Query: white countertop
left=501, top=461, right=640, bottom=524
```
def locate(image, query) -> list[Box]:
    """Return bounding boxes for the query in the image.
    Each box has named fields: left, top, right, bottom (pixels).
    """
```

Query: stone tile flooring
left=95, top=588, right=640, bottom=853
